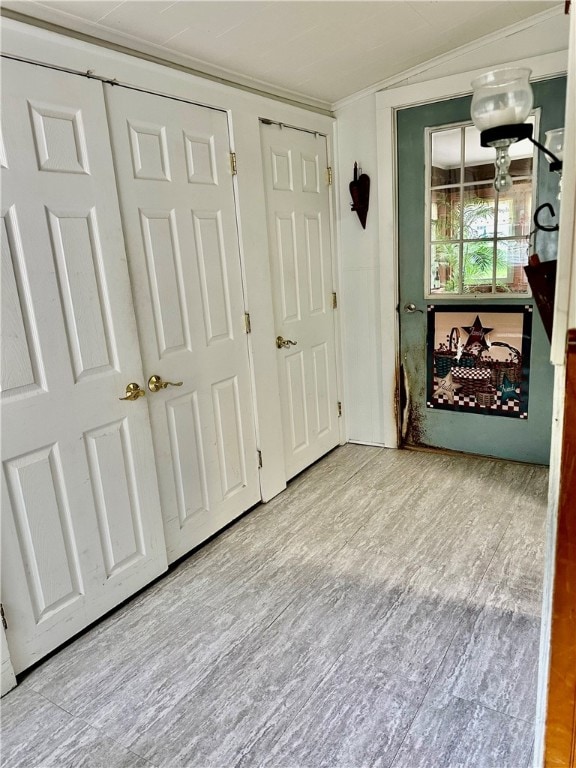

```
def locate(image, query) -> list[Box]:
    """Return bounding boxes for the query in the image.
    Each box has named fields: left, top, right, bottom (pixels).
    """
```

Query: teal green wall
left=397, top=77, right=566, bottom=465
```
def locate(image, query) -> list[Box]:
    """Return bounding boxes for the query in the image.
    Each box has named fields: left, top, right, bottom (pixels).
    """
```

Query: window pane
left=462, top=242, right=495, bottom=294
left=510, top=115, right=535, bottom=177
left=497, top=239, right=529, bottom=294
left=431, top=128, right=461, bottom=187
left=463, top=123, right=534, bottom=183
left=464, top=125, right=495, bottom=184
left=509, top=156, right=533, bottom=178
left=431, top=188, right=460, bottom=241
left=497, top=180, right=532, bottom=237
left=431, top=242, right=460, bottom=294
left=462, top=185, right=496, bottom=239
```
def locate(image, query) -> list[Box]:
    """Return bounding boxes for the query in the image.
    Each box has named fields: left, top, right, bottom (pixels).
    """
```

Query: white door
left=105, top=86, right=261, bottom=563
left=260, top=123, right=340, bottom=479
left=0, top=60, right=167, bottom=674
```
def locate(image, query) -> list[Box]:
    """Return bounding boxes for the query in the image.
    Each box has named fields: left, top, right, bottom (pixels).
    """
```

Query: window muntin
left=426, top=117, right=536, bottom=297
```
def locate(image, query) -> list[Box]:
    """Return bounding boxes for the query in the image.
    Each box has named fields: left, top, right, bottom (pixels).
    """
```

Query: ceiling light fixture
left=470, top=67, right=564, bottom=194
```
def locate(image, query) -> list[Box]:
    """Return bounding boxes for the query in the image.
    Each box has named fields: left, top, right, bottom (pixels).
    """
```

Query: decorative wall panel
left=85, top=420, right=145, bottom=577
left=301, top=153, right=319, bottom=193
left=285, top=351, right=308, bottom=452
left=193, top=211, right=232, bottom=344
left=184, top=133, right=217, bottom=185
left=4, top=444, right=83, bottom=622
left=48, top=208, right=117, bottom=380
left=128, top=121, right=170, bottom=181
left=275, top=213, right=300, bottom=323
left=1, top=207, right=44, bottom=395
left=166, top=391, right=209, bottom=527
left=29, top=102, right=89, bottom=174
left=212, top=377, right=247, bottom=498
left=271, top=148, right=293, bottom=191
left=312, top=342, right=331, bottom=436
left=140, top=209, right=191, bottom=357
left=304, top=213, right=325, bottom=315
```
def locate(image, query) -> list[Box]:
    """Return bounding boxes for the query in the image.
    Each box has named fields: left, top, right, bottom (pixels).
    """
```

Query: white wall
left=334, top=12, right=569, bottom=447
left=335, top=96, right=389, bottom=445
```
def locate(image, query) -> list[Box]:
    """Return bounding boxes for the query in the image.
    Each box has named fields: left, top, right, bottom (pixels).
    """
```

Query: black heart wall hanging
left=349, top=162, right=370, bottom=229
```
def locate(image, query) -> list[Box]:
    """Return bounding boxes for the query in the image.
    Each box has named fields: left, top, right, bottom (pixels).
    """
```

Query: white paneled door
left=0, top=60, right=168, bottom=674
left=260, top=123, right=340, bottom=479
left=105, top=86, right=261, bottom=563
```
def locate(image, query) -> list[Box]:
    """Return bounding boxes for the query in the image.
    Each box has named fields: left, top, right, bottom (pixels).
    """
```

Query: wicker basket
left=434, top=327, right=460, bottom=377
left=452, top=366, right=491, bottom=396
left=476, top=387, right=496, bottom=407
left=478, top=342, right=522, bottom=388
left=457, top=353, right=477, bottom=368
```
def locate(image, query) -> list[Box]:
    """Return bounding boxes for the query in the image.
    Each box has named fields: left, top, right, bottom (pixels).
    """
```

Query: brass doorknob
left=148, top=374, right=183, bottom=393
left=276, top=336, right=298, bottom=349
left=119, top=382, right=145, bottom=401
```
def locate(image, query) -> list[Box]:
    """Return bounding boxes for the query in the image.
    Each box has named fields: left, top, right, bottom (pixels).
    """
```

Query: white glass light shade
left=470, top=68, right=533, bottom=131
left=544, top=128, right=565, bottom=162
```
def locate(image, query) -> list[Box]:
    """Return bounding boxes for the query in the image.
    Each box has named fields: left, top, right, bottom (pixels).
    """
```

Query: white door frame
left=375, top=50, right=568, bottom=450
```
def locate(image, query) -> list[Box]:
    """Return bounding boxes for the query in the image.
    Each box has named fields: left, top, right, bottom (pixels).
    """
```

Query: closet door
left=105, top=86, right=261, bottom=563
left=0, top=60, right=167, bottom=673
left=260, top=123, right=340, bottom=479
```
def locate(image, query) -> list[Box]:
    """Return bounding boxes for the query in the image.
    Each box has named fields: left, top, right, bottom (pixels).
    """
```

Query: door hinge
left=327, top=166, right=333, bottom=186
left=257, top=450, right=263, bottom=468
left=337, top=401, right=342, bottom=417
left=332, top=291, right=338, bottom=309
left=244, top=312, right=251, bottom=334
left=1, top=603, right=7, bottom=631
left=230, top=152, right=238, bottom=176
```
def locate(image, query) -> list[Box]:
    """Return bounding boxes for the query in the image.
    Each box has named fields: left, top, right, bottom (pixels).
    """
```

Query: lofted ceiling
left=1, top=1, right=566, bottom=108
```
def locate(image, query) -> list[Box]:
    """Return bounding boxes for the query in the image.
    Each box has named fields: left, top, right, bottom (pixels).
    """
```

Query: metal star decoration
left=433, top=372, right=461, bottom=404
left=462, top=315, right=493, bottom=353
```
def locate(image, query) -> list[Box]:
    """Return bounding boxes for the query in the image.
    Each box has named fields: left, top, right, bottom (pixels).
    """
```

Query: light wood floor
left=1, top=445, right=548, bottom=768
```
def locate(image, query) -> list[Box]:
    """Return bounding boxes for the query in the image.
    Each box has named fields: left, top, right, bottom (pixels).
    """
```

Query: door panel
left=0, top=60, right=167, bottom=673
left=397, top=78, right=566, bottom=463
left=105, top=86, right=260, bottom=563
left=260, top=124, right=340, bottom=479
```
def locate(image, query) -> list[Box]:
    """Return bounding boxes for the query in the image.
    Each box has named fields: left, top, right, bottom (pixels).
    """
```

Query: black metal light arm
left=528, top=137, right=562, bottom=171
left=479, top=123, right=562, bottom=171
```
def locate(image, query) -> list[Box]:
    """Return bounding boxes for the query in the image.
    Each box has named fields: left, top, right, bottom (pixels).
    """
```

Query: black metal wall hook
left=533, top=202, right=559, bottom=232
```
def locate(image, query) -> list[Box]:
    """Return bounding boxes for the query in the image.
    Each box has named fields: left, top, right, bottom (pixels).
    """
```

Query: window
left=426, top=118, right=537, bottom=297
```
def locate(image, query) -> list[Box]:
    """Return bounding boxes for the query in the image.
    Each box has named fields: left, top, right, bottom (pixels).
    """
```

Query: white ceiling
left=2, top=1, right=566, bottom=108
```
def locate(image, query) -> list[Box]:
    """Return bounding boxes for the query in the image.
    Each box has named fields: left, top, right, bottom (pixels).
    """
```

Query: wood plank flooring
left=1, top=445, right=548, bottom=768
